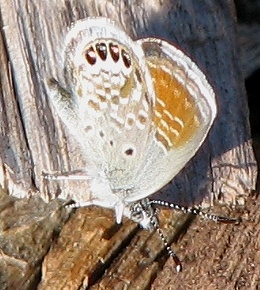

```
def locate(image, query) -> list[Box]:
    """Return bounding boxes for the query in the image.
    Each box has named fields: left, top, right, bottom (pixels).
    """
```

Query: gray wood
left=0, top=0, right=258, bottom=289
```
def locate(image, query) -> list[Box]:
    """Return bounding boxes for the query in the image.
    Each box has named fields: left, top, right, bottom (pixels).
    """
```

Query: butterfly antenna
left=150, top=200, right=240, bottom=224
left=149, top=213, right=182, bottom=272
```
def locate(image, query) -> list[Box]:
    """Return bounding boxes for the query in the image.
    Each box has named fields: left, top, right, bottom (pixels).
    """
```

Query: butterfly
left=45, top=17, right=238, bottom=271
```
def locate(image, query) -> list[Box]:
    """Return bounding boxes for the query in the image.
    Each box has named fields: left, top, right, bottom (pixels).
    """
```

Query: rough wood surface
left=238, top=24, right=260, bottom=77
left=0, top=0, right=258, bottom=289
left=151, top=195, right=260, bottom=290
left=0, top=189, right=70, bottom=289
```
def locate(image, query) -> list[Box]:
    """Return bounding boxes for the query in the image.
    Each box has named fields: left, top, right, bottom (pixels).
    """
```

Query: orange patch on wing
left=148, top=59, right=200, bottom=149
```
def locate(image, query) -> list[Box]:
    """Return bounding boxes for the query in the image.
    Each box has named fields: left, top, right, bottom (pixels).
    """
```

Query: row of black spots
left=84, top=42, right=131, bottom=69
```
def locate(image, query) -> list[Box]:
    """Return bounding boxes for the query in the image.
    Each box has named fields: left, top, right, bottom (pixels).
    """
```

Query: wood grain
left=0, top=0, right=258, bottom=289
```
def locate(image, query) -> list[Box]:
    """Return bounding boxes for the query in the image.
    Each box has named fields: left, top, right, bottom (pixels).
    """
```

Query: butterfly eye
left=85, top=46, right=96, bottom=65
left=121, top=49, right=131, bottom=68
left=109, top=43, right=120, bottom=62
left=96, top=42, right=107, bottom=60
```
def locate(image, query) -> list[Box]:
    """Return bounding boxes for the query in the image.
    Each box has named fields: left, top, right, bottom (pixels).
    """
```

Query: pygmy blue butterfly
left=46, top=17, right=238, bottom=271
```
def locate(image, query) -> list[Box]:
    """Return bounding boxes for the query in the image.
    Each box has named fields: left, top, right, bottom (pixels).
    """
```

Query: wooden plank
left=0, top=0, right=258, bottom=289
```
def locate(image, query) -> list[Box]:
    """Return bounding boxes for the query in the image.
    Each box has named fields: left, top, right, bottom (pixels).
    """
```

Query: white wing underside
left=47, top=18, right=216, bottom=224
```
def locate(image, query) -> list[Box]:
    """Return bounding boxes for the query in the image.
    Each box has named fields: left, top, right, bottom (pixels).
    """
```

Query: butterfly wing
left=125, top=38, right=217, bottom=202
left=48, top=18, right=157, bottom=193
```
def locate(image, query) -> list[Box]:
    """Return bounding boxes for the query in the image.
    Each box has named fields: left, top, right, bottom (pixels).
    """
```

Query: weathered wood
left=152, top=195, right=260, bottom=289
left=38, top=207, right=193, bottom=290
left=238, top=24, right=260, bottom=78
left=0, top=0, right=258, bottom=289
left=0, top=189, right=70, bottom=289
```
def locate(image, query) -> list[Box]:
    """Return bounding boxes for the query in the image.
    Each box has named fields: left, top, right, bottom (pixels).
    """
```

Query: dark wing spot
left=85, top=46, right=96, bottom=65
left=109, top=43, right=120, bottom=62
left=125, top=148, right=134, bottom=156
left=96, top=42, right=107, bottom=60
left=121, top=49, right=131, bottom=68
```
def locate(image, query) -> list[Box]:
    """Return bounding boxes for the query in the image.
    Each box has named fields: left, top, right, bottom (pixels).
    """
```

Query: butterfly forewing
left=60, top=19, right=157, bottom=188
